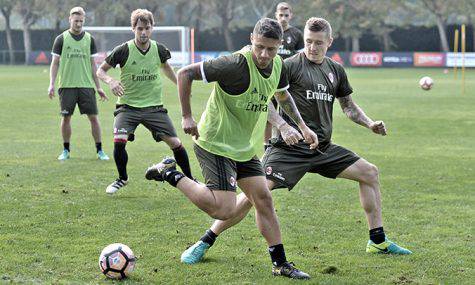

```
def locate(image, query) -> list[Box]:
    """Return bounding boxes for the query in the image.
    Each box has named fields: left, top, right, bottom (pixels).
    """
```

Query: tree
left=15, top=0, right=45, bottom=64
left=0, top=0, right=15, bottom=64
left=249, top=0, right=280, bottom=19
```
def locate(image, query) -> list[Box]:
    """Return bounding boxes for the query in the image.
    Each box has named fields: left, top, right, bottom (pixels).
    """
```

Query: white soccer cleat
left=106, top=179, right=128, bottom=194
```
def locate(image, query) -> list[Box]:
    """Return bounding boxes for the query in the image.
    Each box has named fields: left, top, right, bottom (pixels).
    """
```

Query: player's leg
left=142, top=107, right=193, bottom=178
left=145, top=144, right=238, bottom=220
left=337, top=157, right=412, bottom=254
left=238, top=175, right=310, bottom=279
left=106, top=106, right=139, bottom=194
left=181, top=144, right=306, bottom=264
left=79, top=88, right=108, bottom=160
left=57, top=88, right=76, bottom=160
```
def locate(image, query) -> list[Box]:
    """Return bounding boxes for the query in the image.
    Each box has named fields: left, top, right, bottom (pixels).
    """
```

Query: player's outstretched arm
left=48, top=55, right=60, bottom=99
left=337, top=95, right=387, bottom=136
left=96, top=62, right=124, bottom=97
left=90, top=58, right=107, bottom=101
left=267, top=101, right=302, bottom=145
left=274, top=90, right=319, bottom=149
left=161, top=61, right=177, bottom=85
left=177, top=63, right=203, bottom=139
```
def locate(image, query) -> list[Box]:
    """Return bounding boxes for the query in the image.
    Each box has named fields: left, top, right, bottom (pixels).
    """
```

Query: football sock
left=269, top=244, right=287, bottom=266
left=369, top=227, right=386, bottom=244
left=113, top=142, right=128, bottom=181
left=173, top=144, right=193, bottom=179
left=63, top=142, right=70, bottom=152
left=96, top=142, right=102, bottom=153
left=200, top=229, right=218, bottom=246
left=164, top=170, right=185, bottom=187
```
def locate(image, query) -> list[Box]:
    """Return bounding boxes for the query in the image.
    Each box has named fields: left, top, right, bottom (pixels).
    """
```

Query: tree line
left=1, top=0, right=474, bottom=64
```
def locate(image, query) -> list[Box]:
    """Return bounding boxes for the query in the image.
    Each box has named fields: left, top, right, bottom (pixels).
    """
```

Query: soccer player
left=264, top=2, right=305, bottom=144
left=48, top=7, right=109, bottom=161
left=181, top=17, right=412, bottom=264
left=145, top=18, right=317, bottom=279
left=96, top=9, right=193, bottom=194
left=275, top=2, right=304, bottom=59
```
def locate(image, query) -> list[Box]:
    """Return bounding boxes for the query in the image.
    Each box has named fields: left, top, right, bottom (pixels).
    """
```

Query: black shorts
left=58, top=88, right=97, bottom=116
left=194, top=143, right=265, bottom=192
left=113, top=105, right=177, bottom=142
left=262, top=140, right=360, bottom=190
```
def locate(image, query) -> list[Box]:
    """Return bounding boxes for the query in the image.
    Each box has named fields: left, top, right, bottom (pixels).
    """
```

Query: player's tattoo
left=274, top=90, right=304, bottom=126
left=267, top=101, right=286, bottom=128
left=180, top=63, right=203, bottom=81
left=338, top=95, right=373, bottom=128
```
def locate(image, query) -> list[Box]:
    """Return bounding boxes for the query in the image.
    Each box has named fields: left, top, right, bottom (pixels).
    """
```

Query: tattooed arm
left=338, top=95, right=387, bottom=135
left=267, top=101, right=302, bottom=145
left=177, top=62, right=203, bottom=138
left=274, top=90, right=319, bottom=149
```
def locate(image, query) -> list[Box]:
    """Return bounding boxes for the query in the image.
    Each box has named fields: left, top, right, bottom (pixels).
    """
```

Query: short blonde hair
left=276, top=2, right=292, bottom=13
left=69, top=7, right=85, bottom=16
left=130, top=9, right=154, bottom=28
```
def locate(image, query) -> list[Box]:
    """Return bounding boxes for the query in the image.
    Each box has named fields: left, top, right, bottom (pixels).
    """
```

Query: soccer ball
left=99, top=243, right=136, bottom=279
left=419, top=76, right=434, bottom=91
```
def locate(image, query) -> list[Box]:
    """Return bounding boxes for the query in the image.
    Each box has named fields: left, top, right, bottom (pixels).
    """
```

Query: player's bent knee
left=363, top=163, right=379, bottom=184
left=210, top=207, right=235, bottom=220
left=113, top=134, right=128, bottom=144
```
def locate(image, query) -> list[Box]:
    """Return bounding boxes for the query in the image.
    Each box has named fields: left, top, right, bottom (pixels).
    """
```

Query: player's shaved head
left=253, top=18, right=283, bottom=40
left=305, top=17, right=332, bottom=38
left=130, top=9, right=154, bottom=28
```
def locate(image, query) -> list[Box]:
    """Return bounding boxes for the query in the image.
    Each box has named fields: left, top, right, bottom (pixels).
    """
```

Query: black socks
left=164, top=169, right=185, bottom=187
left=96, top=142, right=102, bottom=153
left=173, top=144, right=193, bottom=179
left=63, top=142, right=70, bottom=152
left=269, top=244, right=287, bottom=266
left=113, top=142, right=128, bottom=181
left=369, top=227, right=386, bottom=244
left=200, top=229, right=218, bottom=246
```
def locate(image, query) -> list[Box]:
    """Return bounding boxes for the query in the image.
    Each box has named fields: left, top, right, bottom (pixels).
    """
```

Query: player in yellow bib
left=145, top=18, right=318, bottom=279
left=48, top=7, right=109, bottom=161
left=97, top=9, right=193, bottom=194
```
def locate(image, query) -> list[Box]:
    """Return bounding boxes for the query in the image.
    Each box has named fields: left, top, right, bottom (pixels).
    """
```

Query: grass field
left=0, top=66, right=474, bottom=284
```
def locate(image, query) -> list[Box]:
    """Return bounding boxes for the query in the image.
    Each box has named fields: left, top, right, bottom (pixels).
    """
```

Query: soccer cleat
left=366, top=239, right=412, bottom=255
left=106, top=179, right=128, bottom=194
left=97, top=150, right=110, bottom=160
left=180, top=241, right=210, bottom=264
left=272, top=262, right=311, bottom=280
left=145, top=157, right=177, bottom=181
left=57, top=149, right=70, bottom=160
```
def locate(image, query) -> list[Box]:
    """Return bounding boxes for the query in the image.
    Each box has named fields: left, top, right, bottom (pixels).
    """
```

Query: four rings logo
left=350, top=52, right=382, bottom=66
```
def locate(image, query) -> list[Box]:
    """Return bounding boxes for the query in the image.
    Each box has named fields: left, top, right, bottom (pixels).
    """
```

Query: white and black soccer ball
left=99, top=243, right=136, bottom=279
left=419, top=76, right=434, bottom=91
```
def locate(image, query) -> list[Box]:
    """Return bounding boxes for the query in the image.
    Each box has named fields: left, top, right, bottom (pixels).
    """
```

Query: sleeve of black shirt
left=336, top=64, right=353, bottom=97
left=157, top=43, right=171, bottom=63
left=90, top=35, right=97, bottom=55
left=276, top=58, right=289, bottom=91
left=52, top=34, right=63, bottom=56
left=202, top=53, right=242, bottom=83
left=105, top=43, right=129, bottom=68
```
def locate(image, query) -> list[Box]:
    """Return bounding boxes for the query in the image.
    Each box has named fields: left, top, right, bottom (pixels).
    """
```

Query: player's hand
left=97, top=88, right=108, bottom=101
left=182, top=116, right=199, bottom=139
left=300, top=125, right=319, bottom=149
left=370, top=120, right=387, bottom=136
left=48, top=85, right=55, bottom=99
left=109, top=80, right=125, bottom=97
left=278, top=123, right=302, bottom=146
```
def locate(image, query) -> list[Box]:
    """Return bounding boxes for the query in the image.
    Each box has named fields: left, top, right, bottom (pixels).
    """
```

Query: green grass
left=0, top=66, right=474, bottom=284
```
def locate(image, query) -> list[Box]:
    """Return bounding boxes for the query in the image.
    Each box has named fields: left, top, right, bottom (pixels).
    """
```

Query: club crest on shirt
left=229, top=176, right=236, bottom=187
left=266, top=166, right=272, bottom=175
left=286, top=36, right=292, bottom=44
left=328, top=72, right=334, bottom=84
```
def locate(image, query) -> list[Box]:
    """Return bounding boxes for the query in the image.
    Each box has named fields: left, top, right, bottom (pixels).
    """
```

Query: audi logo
left=352, top=53, right=381, bottom=65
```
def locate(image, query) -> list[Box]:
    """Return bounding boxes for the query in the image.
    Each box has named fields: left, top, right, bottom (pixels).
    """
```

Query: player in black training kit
left=265, top=2, right=305, bottom=144
left=185, top=17, right=412, bottom=262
